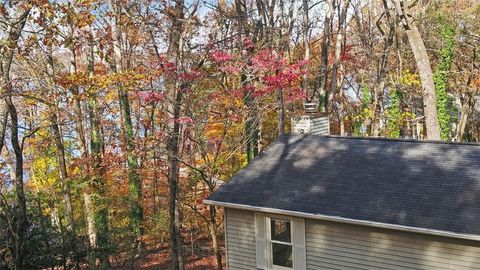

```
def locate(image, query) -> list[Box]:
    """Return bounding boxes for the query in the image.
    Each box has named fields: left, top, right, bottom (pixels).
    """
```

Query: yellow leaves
left=471, top=77, right=480, bottom=89
left=74, top=12, right=95, bottom=29
left=95, top=74, right=113, bottom=89
left=104, top=87, right=118, bottom=102
left=112, top=71, right=148, bottom=88
left=58, top=68, right=157, bottom=97
left=205, top=122, right=224, bottom=139
left=353, top=107, right=373, bottom=122
left=24, top=130, right=62, bottom=194
left=29, top=155, right=59, bottom=192
left=400, top=70, right=421, bottom=87
left=71, top=166, right=82, bottom=177
left=401, top=111, right=416, bottom=120
left=57, top=71, right=89, bottom=88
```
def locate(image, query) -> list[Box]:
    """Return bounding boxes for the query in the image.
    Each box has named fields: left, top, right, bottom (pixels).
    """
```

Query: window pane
left=271, top=219, right=291, bottom=243
left=272, top=243, right=293, bottom=268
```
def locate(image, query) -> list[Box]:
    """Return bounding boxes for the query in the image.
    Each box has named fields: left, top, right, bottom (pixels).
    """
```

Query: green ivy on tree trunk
left=386, top=89, right=401, bottom=138
left=434, top=19, right=456, bottom=140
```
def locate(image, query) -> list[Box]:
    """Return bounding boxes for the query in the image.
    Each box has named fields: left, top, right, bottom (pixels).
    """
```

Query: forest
left=0, top=0, right=478, bottom=269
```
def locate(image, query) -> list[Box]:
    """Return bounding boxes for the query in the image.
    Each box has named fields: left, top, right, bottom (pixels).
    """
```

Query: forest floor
left=110, top=238, right=225, bottom=269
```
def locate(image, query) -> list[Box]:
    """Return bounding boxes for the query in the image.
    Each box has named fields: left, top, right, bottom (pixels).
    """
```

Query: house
left=204, top=113, right=480, bottom=270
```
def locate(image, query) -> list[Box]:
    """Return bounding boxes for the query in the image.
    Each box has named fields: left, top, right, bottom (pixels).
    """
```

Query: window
left=255, top=213, right=305, bottom=270
left=269, top=218, right=293, bottom=268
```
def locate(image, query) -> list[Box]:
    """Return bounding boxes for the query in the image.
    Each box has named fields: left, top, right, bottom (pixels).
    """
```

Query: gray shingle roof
left=207, top=135, right=480, bottom=237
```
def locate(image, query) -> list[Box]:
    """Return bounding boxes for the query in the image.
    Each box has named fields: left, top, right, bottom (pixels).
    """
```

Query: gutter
left=204, top=199, right=480, bottom=242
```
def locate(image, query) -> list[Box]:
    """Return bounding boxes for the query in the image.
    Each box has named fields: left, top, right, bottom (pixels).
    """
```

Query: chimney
left=291, top=103, right=330, bottom=135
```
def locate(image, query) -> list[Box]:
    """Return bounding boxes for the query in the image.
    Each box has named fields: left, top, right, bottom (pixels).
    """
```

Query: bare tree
left=330, top=0, right=351, bottom=135
left=317, top=0, right=335, bottom=110
left=302, top=0, right=310, bottom=99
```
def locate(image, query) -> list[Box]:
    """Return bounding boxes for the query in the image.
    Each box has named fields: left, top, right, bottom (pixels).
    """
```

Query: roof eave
left=204, top=199, right=480, bottom=242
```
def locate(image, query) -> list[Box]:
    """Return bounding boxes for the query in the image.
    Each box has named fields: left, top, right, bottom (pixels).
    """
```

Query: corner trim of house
left=223, top=209, right=229, bottom=270
left=203, top=199, right=480, bottom=242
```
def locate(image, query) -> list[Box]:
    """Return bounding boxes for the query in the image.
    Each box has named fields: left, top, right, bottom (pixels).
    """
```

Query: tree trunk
left=455, top=100, right=469, bottom=142
left=119, top=88, right=144, bottom=245
left=0, top=102, right=8, bottom=154
left=406, top=25, right=441, bottom=140
left=456, top=93, right=474, bottom=142
left=235, top=0, right=259, bottom=161
left=371, top=80, right=386, bottom=136
left=166, top=87, right=185, bottom=270
left=83, top=192, right=96, bottom=246
left=50, top=112, right=75, bottom=232
left=302, top=0, right=310, bottom=99
left=73, top=67, right=97, bottom=257
left=369, top=0, right=398, bottom=136
left=110, top=0, right=144, bottom=247
left=392, top=0, right=441, bottom=140
left=0, top=6, right=31, bottom=269
left=277, top=90, right=285, bottom=135
left=456, top=46, right=478, bottom=141
left=244, top=87, right=259, bottom=162
left=88, top=94, right=110, bottom=269
left=318, top=0, right=334, bottom=110
left=5, top=97, right=26, bottom=270
left=330, top=0, right=350, bottom=95
left=208, top=206, right=223, bottom=270
left=166, top=1, right=186, bottom=269
left=86, top=32, right=110, bottom=269
left=68, top=35, right=98, bottom=253
left=44, top=35, right=76, bottom=234
left=330, top=0, right=350, bottom=135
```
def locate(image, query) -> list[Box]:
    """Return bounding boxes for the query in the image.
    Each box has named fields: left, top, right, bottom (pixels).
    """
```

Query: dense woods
left=0, top=0, right=478, bottom=269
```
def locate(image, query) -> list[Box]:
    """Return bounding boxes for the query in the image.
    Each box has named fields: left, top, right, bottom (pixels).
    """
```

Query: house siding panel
left=310, top=117, right=329, bottom=135
left=305, top=219, right=480, bottom=270
left=291, top=115, right=329, bottom=135
left=225, top=208, right=257, bottom=270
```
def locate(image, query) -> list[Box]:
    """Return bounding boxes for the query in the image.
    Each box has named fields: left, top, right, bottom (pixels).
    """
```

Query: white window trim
left=267, top=214, right=294, bottom=270
left=255, top=212, right=306, bottom=270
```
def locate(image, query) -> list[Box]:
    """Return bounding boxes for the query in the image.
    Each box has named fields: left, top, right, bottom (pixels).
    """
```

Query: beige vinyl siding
left=225, top=208, right=257, bottom=270
left=309, top=116, right=329, bottom=135
left=305, top=219, right=480, bottom=270
left=291, top=115, right=329, bottom=135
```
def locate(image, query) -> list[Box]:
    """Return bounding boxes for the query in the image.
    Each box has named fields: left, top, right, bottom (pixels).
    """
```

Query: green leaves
left=434, top=20, right=456, bottom=141
left=386, top=89, right=401, bottom=139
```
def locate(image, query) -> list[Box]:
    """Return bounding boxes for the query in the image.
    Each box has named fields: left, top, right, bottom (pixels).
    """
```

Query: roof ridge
left=288, top=134, right=480, bottom=147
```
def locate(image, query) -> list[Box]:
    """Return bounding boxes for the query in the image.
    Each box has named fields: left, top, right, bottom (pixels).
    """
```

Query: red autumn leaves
left=209, top=40, right=307, bottom=102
